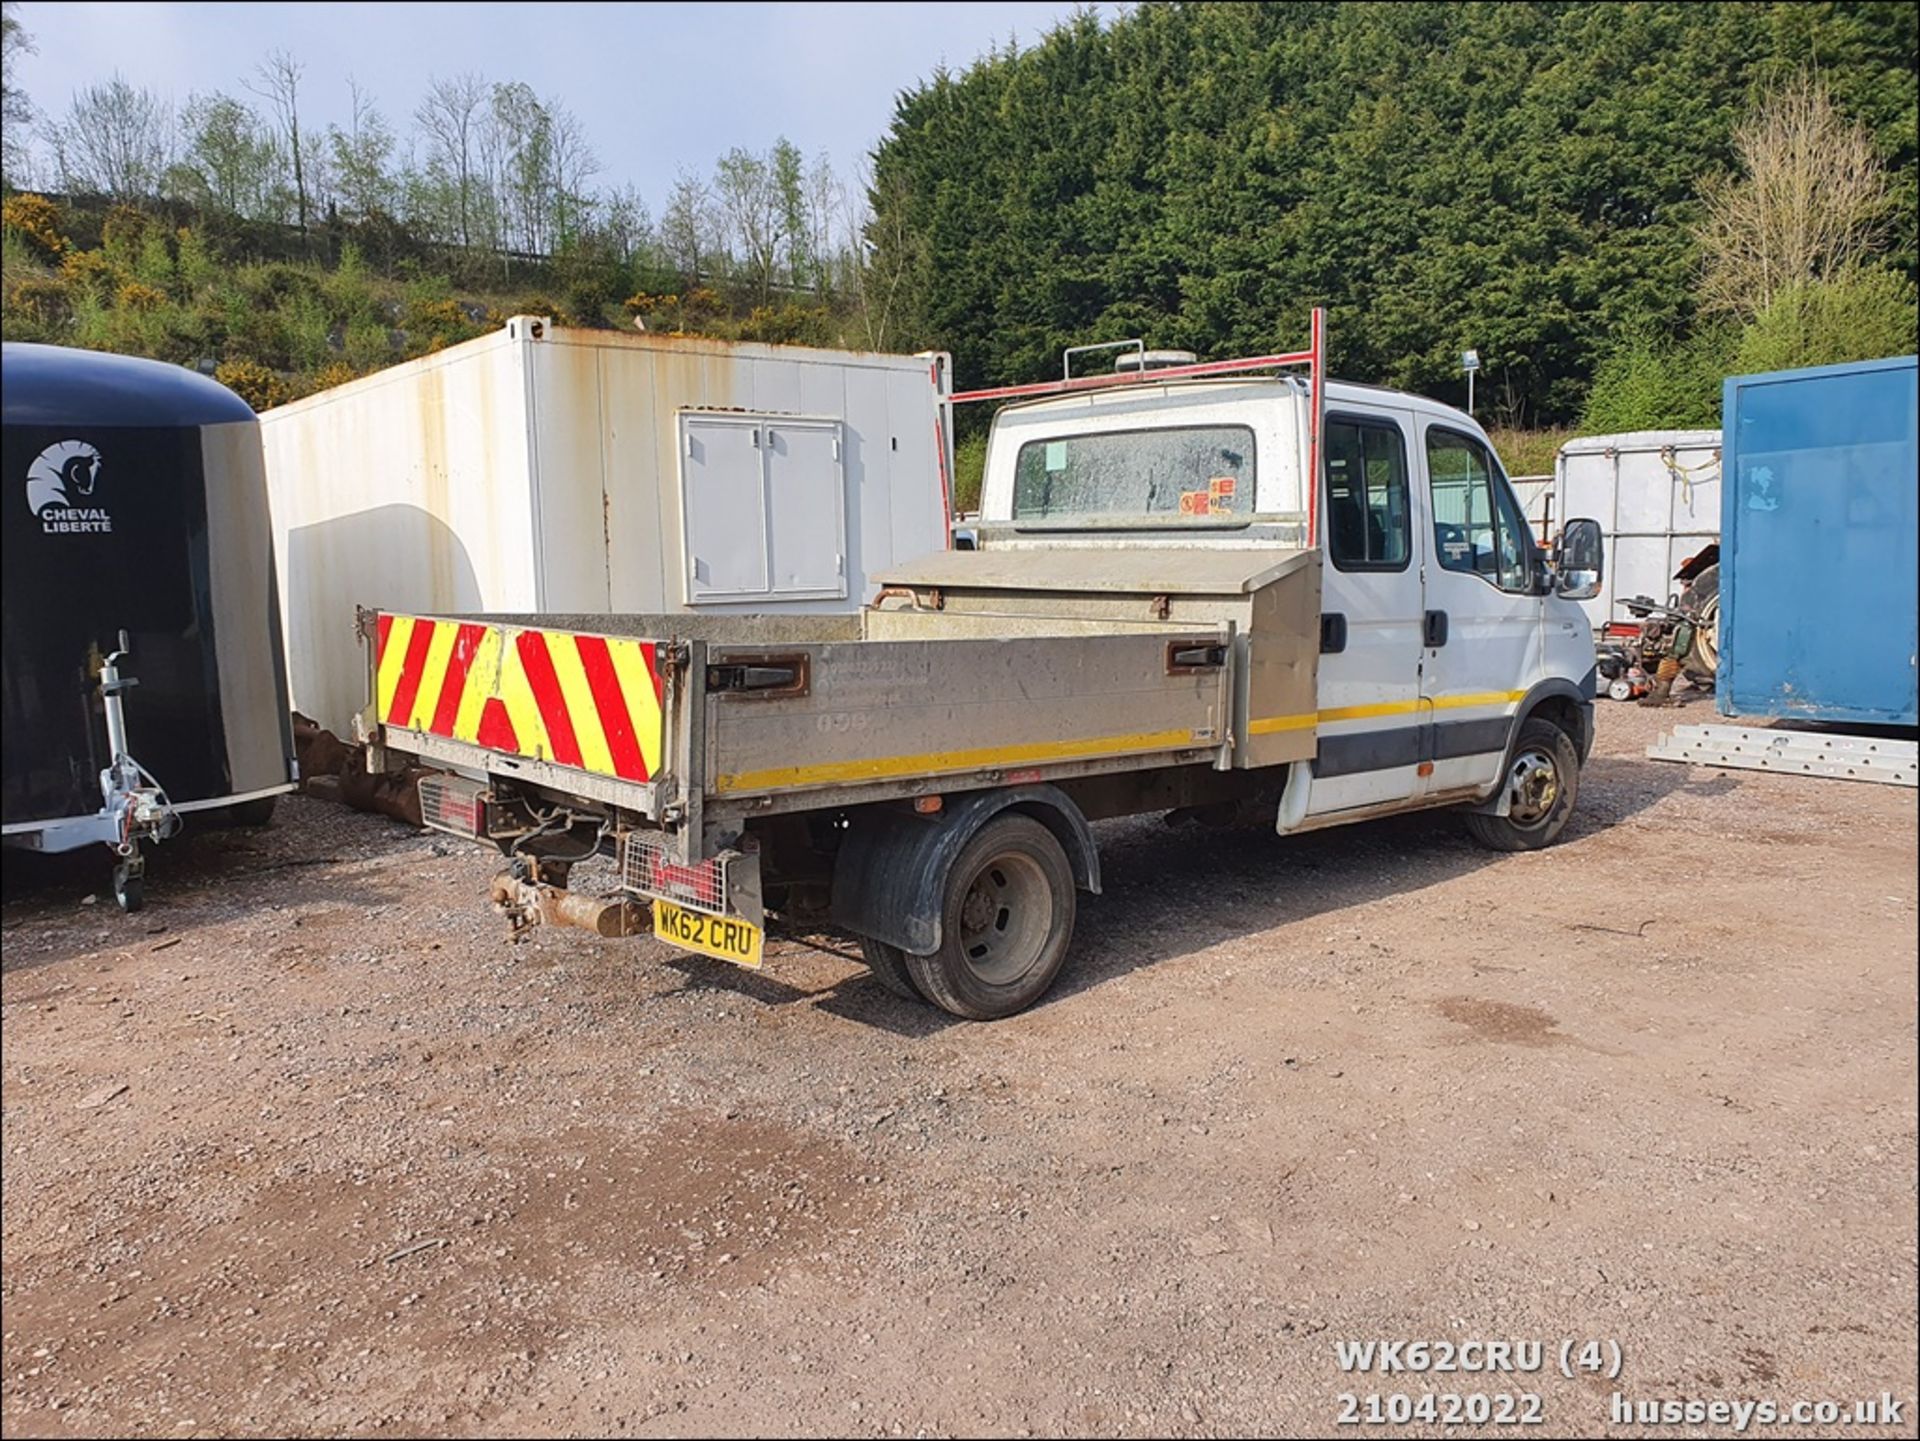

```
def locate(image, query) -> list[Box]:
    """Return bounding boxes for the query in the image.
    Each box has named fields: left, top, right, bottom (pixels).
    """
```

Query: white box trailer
left=1554, top=429, right=1721, bottom=631
left=260, top=317, right=953, bottom=734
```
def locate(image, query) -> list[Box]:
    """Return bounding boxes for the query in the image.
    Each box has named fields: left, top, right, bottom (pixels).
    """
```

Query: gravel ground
left=3, top=695, right=1915, bottom=1438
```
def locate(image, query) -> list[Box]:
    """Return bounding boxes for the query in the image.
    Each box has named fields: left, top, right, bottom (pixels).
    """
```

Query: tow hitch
left=489, top=859, right=649, bottom=938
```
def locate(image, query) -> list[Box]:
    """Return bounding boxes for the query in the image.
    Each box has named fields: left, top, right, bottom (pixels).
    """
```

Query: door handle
left=1320, top=612, right=1347, bottom=654
left=1424, top=610, right=1449, bottom=647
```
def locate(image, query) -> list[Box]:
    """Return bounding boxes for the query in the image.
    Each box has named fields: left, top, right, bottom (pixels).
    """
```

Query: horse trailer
left=2, top=344, right=297, bottom=908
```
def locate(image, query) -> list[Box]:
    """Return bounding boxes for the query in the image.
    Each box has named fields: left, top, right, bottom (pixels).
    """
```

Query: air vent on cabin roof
left=1114, top=349, right=1200, bottom=373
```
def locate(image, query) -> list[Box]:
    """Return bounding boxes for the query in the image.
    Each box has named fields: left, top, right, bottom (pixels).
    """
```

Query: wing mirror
left=1554, top=517, right=1604, bottom=601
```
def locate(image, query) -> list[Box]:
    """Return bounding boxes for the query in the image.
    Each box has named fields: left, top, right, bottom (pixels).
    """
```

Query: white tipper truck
left=363, top=312, right=1606, bottom=1019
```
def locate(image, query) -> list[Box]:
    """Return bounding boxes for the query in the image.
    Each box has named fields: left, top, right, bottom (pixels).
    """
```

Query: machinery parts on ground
left=292, top=712, right=428, bottom=828
left=1595, top=545, right=1720, bottom=705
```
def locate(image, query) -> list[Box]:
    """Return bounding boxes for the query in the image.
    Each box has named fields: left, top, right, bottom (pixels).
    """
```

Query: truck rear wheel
left=1464, top=717, right=1580, bottom=853
left=858, top=938, right=925, bottom=1001
left=904, top=814, right=1075, bottom=1020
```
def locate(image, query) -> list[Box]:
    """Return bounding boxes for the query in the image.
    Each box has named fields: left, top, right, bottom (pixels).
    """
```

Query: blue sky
left=12, top=1, right=1114, bottom=202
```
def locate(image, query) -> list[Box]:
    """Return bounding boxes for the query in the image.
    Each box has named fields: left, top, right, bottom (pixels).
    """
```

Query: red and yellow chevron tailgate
left=375, top=615, right=665, bottom=782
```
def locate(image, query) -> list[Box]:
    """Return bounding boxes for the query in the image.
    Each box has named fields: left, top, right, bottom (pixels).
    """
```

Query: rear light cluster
left=418, top=774, right=489, bottom=838
left=620, top=829, right=730, bottom=914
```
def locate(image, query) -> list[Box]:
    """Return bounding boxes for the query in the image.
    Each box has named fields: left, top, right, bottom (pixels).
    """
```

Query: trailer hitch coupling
left=490, top=870, right=649, bottom=939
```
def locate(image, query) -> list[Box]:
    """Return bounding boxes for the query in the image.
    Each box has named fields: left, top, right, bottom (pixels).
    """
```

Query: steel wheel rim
left=957, top=850, right=1052, bottom=986
left=1506, top=748, right=1560, bottom=828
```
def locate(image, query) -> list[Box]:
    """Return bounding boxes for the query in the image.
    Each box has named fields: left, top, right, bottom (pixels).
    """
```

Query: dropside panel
left=704, top=631, right=1233, bottom=800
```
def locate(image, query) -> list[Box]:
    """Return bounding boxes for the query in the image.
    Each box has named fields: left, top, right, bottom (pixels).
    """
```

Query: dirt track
left=3, top=697, right=1916, bottom=1438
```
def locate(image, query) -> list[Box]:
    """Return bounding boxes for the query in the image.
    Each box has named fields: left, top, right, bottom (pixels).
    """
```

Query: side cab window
left=1426, top=426, right=1533, bottom=592
left=1324, top=414, right=1411, bottom=571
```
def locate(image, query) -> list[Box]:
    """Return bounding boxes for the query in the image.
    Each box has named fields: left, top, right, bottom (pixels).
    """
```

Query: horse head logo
left=27, top=440, right=104, bottom=516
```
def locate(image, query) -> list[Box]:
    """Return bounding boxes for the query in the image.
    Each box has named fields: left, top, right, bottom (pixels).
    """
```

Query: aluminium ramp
left=1648, top=724, right=1917, bottom=787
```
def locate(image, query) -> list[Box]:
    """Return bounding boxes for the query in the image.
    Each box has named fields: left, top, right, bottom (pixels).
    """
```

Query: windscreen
left=1012, top=424, right=1256, bottom=525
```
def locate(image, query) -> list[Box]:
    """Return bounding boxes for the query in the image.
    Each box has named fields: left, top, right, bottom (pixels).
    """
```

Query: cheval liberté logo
left=26, top=439, right=111, bottom=533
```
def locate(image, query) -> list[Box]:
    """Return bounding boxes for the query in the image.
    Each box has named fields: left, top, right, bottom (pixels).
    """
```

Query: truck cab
left=971, top=370, right=1601, bottom=839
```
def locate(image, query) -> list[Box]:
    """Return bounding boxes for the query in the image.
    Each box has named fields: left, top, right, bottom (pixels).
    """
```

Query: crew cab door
left=1416, top=422, right=1543, bottom=796
left=1307, top=407, right=1428, bottom=814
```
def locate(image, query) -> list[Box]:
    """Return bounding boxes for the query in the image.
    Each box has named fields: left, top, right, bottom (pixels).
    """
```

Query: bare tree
left=1696, top=75, right=1892, bottom=319
left=807, top=149, right=845, bottom=295
left=714, top=146, right=783, bottom=302
left=600, top=182, right=651, bottom=265
left=298, top=123, right=333, bottom=223
left=328, top=76, right=395, bottom=220
left=848, top=159, right=923, bottom=351
left=487, top=81, right=567, bottom=254
left=43, top=74, right=171, bottom=199
left=2, top=0, right=35, bottom=184
left=170, top=91, right=277, bottom=218
left=660, top=168, right=715, bottom=281
left=474, top=84, right=518, bottom=255
left=771, top=137, right=809, bottom=289
left=245, top=49, right=310, bottom=238
left=416, top=72, right=487, bottom=247
left=547, top=99, right=598, bottom=248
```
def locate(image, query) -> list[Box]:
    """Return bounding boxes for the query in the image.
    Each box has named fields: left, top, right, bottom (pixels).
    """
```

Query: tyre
left=903, top=814, right=1076, bottom=1020
left=1678, top=563, right=1719, bottom=682
left=1464, top=717, right=1581, bottom=853
left=226, top=796, right=279, bottom=828
left=859, top=937, right=925, bottom=1001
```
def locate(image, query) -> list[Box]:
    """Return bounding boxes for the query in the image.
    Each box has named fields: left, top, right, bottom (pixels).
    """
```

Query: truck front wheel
left=1464, top=717, right=1581, bottom=853
left=904, top=814, right=1076, bottom=1020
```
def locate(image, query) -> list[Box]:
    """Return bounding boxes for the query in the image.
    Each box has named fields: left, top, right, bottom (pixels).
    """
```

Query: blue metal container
left=1719, top=355, right=1918, bottom=726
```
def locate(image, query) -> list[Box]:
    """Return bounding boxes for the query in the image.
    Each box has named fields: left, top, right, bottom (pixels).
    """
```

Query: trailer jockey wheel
left=112, top=851, right=145, bottom=913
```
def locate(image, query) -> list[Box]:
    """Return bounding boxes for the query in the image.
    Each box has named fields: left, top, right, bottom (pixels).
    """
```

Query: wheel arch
left=831, top=784, right=1098, bottom=956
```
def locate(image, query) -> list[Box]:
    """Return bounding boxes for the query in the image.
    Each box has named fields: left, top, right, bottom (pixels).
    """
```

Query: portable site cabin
left=1554, top=429, right=1722, bottom=632
left=259, top=318, right=954, bottom=735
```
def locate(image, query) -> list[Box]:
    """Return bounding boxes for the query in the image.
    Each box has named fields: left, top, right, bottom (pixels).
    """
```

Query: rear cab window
left=1013, top=425, right=1256, bottom=527
left=1324, top=414, right=1411, bottom=570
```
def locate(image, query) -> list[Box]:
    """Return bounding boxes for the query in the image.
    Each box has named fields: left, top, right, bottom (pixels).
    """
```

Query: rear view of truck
left=364, top=556, right=1313, bottom=1016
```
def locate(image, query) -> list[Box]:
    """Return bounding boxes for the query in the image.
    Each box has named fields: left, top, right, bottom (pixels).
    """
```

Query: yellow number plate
left=650, top=898, right=763, bottom=970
